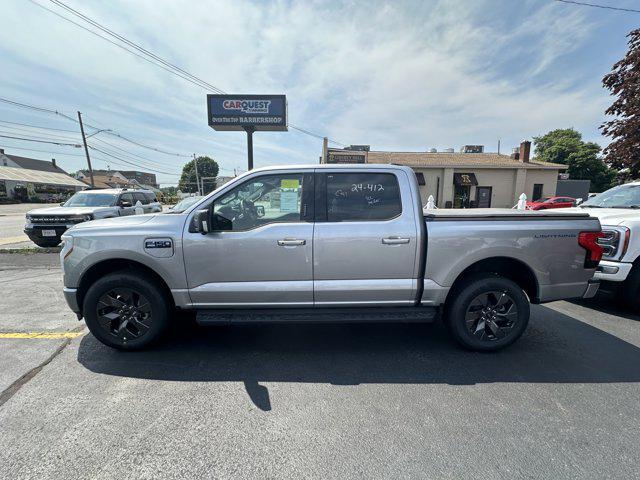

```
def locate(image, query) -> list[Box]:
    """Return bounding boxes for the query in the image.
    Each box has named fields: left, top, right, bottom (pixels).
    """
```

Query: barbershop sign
left=207, top=94, right=287, bottom=131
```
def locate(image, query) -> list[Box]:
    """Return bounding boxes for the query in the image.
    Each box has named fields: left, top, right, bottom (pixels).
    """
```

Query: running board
left=196, top=306, right=438, bottom=326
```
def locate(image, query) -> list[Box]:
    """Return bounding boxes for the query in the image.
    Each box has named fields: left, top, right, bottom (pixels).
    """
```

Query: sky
left=0, top=0, right=638, bottom=186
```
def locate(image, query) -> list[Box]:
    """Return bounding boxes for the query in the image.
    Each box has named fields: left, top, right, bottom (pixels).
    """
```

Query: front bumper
left=593, top=260, right=633, bottom=282
left=24, top=224, right=70, bottom=242
left=63, top=287, right=80, bottom=313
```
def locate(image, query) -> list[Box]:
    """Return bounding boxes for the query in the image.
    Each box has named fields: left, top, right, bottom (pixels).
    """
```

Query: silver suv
left=25, top=188, right=161, bottom=247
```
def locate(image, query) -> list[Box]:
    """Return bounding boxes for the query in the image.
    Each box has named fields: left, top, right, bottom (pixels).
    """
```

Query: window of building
left=414, top=172, right=426, bottom=185
left=326, top=173, right=401, bottom=222
left=213, top=173, right=305, bottom=231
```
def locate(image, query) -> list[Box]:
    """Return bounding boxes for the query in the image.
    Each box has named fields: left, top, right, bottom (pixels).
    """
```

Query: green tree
left=533, top=128, right=616, bottom=192
left=178, top=156, right=219, bottom=194
left=160, top=186, right=178, bottom=196
left=601, top=28, right=640, bottom=179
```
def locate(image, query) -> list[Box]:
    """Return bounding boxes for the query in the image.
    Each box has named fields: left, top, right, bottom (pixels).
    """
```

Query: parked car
left=25, top=188, right=161, bottom=247
left=575, top=181, right=640, bottom=311
left=526, top=196, right=576, bottom=210
left=59, top=164, right=602, bottom=352
left=167, top=195, right=203, bottom=213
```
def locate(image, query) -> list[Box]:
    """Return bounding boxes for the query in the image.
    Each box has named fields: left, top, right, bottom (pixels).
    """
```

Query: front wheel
left=83, top=271, right=170, bottom=350
left=445, top=274, right=530, bottom=351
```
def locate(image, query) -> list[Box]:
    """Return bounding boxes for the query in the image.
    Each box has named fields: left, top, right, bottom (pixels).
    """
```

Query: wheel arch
left=444, top=256, right=539, bottom=307
left=76, top=258, right=174, bottom=316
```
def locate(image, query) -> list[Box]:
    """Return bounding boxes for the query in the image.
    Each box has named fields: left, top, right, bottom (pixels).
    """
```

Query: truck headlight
left=59, top=235, right=74, bottom=273
left=598, top=227, right=630, bottom=261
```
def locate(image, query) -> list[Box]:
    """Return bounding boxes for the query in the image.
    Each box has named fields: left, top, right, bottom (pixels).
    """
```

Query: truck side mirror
left=194, top=209, right=210, bottom=234
left=119, top=200, right=132, bottom=208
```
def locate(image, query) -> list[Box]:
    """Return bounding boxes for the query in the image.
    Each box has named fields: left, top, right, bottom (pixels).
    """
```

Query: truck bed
left=424, top=208, right=592, bottom=220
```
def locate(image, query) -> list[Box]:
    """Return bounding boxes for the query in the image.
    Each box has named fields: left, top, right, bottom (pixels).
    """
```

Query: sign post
left=207, top=94, right=287, bottom=171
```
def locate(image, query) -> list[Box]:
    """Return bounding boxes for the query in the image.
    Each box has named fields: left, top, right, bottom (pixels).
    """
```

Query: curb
left=0, top=246, right=62, bottom=254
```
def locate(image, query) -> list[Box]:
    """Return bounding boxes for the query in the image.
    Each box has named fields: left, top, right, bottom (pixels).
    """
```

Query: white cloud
left=0, top=0, right=615, bottom=184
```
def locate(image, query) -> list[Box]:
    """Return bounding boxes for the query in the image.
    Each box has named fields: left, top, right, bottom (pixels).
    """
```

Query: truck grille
left=29, top=216, right=86, bottom=224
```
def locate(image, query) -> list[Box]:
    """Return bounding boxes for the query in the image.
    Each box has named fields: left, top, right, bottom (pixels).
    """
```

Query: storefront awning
left=0, top=165, right=87, bottom=187
left=453, top=172, right=478, bottom=186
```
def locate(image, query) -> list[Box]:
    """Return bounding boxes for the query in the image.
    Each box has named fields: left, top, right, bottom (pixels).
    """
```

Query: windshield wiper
left=580, top=205, right=603, bottom=208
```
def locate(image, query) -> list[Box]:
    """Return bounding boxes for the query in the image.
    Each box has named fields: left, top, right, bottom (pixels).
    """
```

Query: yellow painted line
left=0, top=235, right=29, bottom=245
left=0, top=331, right=83, bottom=339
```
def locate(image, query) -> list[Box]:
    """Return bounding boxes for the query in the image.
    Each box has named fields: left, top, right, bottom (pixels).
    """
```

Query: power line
left=88, top=139, right=182, bottom=172
left=0, top=95, right=190, bottom=157
left=0, top=133, right=79, bottom=147
left=49, top=0, right=227, bottom=94
left=0, top=96, right=78, bottom=123
left=0, top=144, right=87, bottom=157
left=89, top=146, right=181, bottom=175
left=0, top=125, right=79, bottom=142
left=0, top=118, right=80, bottom=133
left=35, top=0, right=346, bottom=147
left=554, top=0, right=640, bottom=13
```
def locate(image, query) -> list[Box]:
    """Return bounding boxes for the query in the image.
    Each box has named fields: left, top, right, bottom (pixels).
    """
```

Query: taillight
left=578, top=231, right=605, bottom=268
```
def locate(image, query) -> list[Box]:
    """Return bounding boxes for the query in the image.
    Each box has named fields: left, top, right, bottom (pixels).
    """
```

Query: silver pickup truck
left=60, top=164, right=602, bottom=352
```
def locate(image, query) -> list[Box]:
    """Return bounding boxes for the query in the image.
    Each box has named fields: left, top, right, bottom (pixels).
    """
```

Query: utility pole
left=193, top=153, right=201, bottom=195
left=77, top=111, right=94, bottom=187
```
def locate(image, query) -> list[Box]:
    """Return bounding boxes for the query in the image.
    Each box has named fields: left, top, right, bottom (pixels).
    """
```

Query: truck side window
left=144, top=192, right=157, bottom=203
left=213, top=174, right=305, bottom=231
left=119, top=193, right=134, bottom=206
left=133, top=192, right=149, bottom=205
left=326, top=173, right=402, bottom=221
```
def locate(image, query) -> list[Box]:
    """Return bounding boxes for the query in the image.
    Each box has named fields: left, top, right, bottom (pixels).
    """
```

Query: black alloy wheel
left=96, top=288, right=152, bottom=342
left=464, top=291, right=518, bottom=342
left=446, top=274, right=530, bottom=351
left=83, top=270, right=170, bottom=350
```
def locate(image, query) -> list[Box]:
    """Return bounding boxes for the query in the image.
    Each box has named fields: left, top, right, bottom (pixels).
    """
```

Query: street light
left=85, top=128, right=112, bottom=139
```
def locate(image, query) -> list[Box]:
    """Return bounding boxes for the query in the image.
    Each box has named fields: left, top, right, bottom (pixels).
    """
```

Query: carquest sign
left=207, top=94, right=287, bottom=131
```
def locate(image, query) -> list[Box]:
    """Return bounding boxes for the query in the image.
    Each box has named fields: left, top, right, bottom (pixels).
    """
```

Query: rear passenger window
left=133, top=192, right=149, bottom=204
left=326, top=173, right=402, bottom=221
left=144, top=192, right=157, bottom=203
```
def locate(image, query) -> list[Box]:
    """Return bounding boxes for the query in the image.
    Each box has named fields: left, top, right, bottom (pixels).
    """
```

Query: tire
left=83, top=270, right=170, bottom=350
left=32, top=237, right=61, bottom=248
left=445, top=274, right=530, bottom=352
left=621, top=265, right=640, bottom=313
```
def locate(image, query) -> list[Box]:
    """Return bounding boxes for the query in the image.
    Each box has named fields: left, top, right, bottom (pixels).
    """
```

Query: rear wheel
left=83, top=271, right=170, bottom=350
left=445, top=274, right=530, bottom=351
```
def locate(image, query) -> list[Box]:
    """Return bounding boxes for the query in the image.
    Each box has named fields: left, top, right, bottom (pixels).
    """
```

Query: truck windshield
left=63, top=192, right=118, bottom=207
left=581, top=185, right=640, bottom=209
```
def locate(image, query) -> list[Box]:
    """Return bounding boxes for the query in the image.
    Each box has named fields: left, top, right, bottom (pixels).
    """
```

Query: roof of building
left=360, top=151, right=566, bottom=170
left=3, top=154, right=68, bottom=174
left=0, top=165, right=87, bottom=187
left=81, top=174, right=139, bottom=189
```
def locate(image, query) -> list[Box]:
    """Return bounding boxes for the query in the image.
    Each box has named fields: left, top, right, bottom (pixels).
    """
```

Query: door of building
left=476, top=186, right=492, bottom=208
left=533, top=184, right=543, bottom=201
left=453, top=184, right=471, bottom=208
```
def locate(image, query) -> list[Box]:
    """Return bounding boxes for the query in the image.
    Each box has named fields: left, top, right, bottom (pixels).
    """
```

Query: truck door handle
left=382, top=237, right=410, bottom=245
left=277, top=238, right=306, bottom=246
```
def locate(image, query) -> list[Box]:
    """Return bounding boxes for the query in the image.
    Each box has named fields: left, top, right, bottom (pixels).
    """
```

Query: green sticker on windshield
left=281, top=179, right=300, bottom=189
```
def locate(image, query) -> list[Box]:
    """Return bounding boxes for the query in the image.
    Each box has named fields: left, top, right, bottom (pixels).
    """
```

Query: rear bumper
left=593, top=260, right=633, bottom=283
left=63, top=287, right=80, bottom=313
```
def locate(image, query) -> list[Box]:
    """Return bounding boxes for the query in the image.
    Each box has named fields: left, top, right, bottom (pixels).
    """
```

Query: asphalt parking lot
left=0, top=253, right=639, bottom=479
